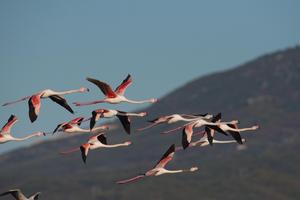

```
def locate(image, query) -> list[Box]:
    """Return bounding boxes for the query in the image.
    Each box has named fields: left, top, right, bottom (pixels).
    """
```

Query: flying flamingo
left=176, top=133, right=246, bottom=151
left=161, top=116, right=238, bottom=135
left=182, top=113, right=224, bottom=148
left=52, top=117, right=109, bottom=135
left=137, top=113, right=212, bottom=131
left=73, top=74, right=158, bottom=106
left=60, top=133, right=132, bottom=163
left=206, top=122, right=259, bottom=144
left=116, top=144, right=198, bottom=184
left=52, top=117, right=88, bottom=133
left=0, top=189, right=41, bottom=200
left=90, top=108, right=147, bottom=134
left=0, top=115, right=45, bottom=144
left=2, top=87, right=89, bottom=122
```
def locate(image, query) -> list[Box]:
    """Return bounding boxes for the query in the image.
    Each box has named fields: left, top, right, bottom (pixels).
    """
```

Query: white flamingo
left=137, top=113, right=212, bottom=131
left=116, top=144, right=198, bottom=184
left=60, top=133, right=132, bottom=163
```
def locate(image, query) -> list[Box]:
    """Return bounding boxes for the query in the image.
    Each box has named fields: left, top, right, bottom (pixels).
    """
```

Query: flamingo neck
left=124, top=98, right=153, bottom=104
left=213, top=139, right=236, bottom=144
left=12, top=132, right=40, bottom=141
left=54, top=89, right=83, bottom=96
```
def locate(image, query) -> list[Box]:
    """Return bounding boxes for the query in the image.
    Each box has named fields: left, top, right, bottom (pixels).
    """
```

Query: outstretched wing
left=115, top=74, right=132, bottom=95
left=80, top=143, right=90, bottom=164
left=49, top=95, right=74, bottom=114
left=86, top=77, right=117, bottom=98
left=97, top=134, right=107, bottom=144
left=1, top=115, right=18, bottom=134
left=0, top=189, right=26, bottom=200
left=227, top=124, right=243, bottom=144
left=53, top=123, right=64, bottom=134
left=28, top=94, right=42, bottom=123
left=116, top=114, right=131, bottom=135
left=206, top=112, right=222, bottom=145
left=69, top=117, right=84, bottom=126
left=182, top=124, right=194, bottom=149
left=154, top=144, right=175, bottom=169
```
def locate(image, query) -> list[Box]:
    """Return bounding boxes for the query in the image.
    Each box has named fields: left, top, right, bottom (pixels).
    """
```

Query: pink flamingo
left=137, top=113, right=212, bottom=131
left=73, top=74, right=157, bottom=106
left=2, top=87, right=89, bottom=122
left=116, top=144, right=198, bottom=184
left=0, top=115, right=45, bottom=144
left=60, top=133, right=132, bottom=164
left=90, top=108, right=147, bottom=134
left=52, top=117, right=108, bottom=135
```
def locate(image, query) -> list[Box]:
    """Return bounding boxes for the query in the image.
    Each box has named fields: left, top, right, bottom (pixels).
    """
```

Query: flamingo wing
left=182, top=124, right=194, bottom=149
left=205, top=126, right=214, bottom=146
left=69, top=117, right=84, bottom=126
left=154, top=144, right=175, bottom=169
left=53, top=123, right=65, bottom=134
left=0, top=189, right=27, bottom=199
left=97, top=134, right=107, bottom=144
left=116, top=174, right=145, bottom=184
left=116, top=113, right=130, bottom=134
left=115, top=74, right=132, bottom=95
left=80, top=143, right=90, bottom=164
left=86, top=77, right=117, bottom=98
left=49, top=95, right=74, bottom=114
left=1, top=115, right=18, bottom=134
left=28, top=94, right=42, bottom=123
left=227, top=124, right=243, bottom=144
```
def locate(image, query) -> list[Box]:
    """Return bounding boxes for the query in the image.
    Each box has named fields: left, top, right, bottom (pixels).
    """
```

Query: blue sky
left=0, top=0, right=299, bottom=153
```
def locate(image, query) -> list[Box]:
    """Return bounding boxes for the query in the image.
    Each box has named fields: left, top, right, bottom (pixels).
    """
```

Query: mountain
left=0, top=46, right=300, bottom=200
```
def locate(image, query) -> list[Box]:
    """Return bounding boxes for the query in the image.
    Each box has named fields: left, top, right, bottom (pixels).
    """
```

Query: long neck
left=12, top=133, right=40, bottom=141
left=124, top=98, right=153, bottom=104
left=54, top=89, right=83, bottom=95
left=102, top=142, right=129, bottom=148
left=233, top=127, right=255, bottom=132
left=118, top=112, right=145, bottom=117
left=213, top=139, right=237, bottom=144
left=164, top=169, right=184, bottom=174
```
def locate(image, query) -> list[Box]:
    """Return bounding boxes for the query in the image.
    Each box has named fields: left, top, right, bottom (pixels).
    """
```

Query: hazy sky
left=0, top=0, right=299, bottom=153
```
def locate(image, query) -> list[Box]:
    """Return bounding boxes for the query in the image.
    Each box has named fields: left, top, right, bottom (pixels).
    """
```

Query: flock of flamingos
left=0, top=74, right=259, bottom=199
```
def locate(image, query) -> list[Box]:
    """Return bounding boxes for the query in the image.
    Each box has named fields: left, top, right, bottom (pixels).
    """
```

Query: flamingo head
left=150, top=98, right=158, bottom=103
left=124, top=141, right=132, bottom=146
left=79, top=87, right=89, bottom=92
left=190, top=167, right=199, bottom=172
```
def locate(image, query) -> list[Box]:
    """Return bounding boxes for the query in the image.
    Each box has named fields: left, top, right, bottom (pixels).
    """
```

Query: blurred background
left=0, top=0, right=299, bottom=199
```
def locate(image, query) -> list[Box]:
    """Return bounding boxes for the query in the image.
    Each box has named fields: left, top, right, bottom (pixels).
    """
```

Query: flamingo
left=52, top=117, right=109, bottom=135
left=203, top=113, right=259, bottom=144
left=0, top=189, right=41, bottom=200
left=2, top=87, right=89, bottom=122
left=116, top=144, right=198, bottom=184
left=60, top=133, right=132, bottom=163
left=176, top=134, right=246, bottom=151
left=0, top=115, right=45, bottom=144
left=73, top=74, right=158, bottom=106
left=137, top=113, right=212, bottom=131
left=90, top=109, right=147, bottom=134
left=161, top=116, right=238, bottom=135
left=181, top=113, right=224, bottom=148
